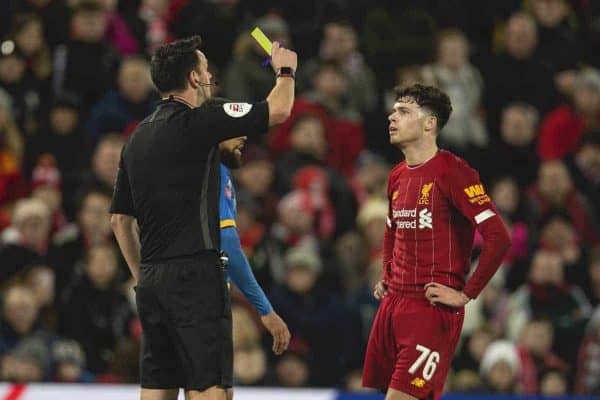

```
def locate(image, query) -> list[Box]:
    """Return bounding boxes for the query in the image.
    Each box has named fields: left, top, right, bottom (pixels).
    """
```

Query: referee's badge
left=223, top=102, right=252, bottom=118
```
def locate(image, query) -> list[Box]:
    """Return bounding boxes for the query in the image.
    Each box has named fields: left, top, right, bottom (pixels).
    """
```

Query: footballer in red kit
left=362, top=84, right=511, bottom=400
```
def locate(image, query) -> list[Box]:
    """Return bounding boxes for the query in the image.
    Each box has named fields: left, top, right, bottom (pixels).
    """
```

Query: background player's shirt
left=219, top=164, right=273, bottom=316
left=219, top=164, right=237, bottom=230
left=385, top=150, right=499, bottom=296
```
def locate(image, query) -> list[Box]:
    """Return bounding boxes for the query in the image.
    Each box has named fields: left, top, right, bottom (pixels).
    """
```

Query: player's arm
left=428, top=160, right=511, bottom=305
left=221, top=226, right=290, bottom=354
left=110, top=148, right=141, bottom=283
left=375, top=172, right=396, bottom=300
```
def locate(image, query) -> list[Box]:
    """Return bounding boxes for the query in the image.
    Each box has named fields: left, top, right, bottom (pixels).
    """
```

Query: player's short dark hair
left=394, top=84, right=453, bottom=131
left=150, top=36, right=203, bottom=94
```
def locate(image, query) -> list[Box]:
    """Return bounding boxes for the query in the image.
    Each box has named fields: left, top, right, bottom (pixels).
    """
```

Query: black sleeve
left=110, top=148, right=135, bottom=216
left=187, top=100, right=269, bottom=145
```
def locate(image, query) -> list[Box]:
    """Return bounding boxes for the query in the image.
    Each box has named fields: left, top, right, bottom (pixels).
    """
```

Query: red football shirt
left=384, top=150, right=499, bottom=296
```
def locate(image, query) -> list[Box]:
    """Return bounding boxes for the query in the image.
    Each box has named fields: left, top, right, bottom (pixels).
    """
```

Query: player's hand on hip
left=424, top=282, right=470, bottom=307
left=373, top=280, right=388, bottom=301
left=261, top=311, right=291, bottom=355
left=271, top=41, right=298, bottom=71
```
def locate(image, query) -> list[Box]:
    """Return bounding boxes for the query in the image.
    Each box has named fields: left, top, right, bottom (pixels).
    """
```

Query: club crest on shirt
left=418, top=182, right=433, bottom=205
left=225, top=178, right=233, bottom=200
left=223, top=102, right=252, bottom=118
left=463, top=184, right=491, bottom=205
left=392, top=190, right=399, bottom=201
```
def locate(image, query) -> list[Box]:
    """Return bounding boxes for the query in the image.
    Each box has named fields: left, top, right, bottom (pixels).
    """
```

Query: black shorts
left=135, top=251, right=232, bottom=390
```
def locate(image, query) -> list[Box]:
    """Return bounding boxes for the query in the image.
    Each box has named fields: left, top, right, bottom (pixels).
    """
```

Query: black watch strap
left=277, top=67, right=295, bottom=79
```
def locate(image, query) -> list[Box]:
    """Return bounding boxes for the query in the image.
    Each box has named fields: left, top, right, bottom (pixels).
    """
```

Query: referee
left=109, top=36, right=296, bottom=400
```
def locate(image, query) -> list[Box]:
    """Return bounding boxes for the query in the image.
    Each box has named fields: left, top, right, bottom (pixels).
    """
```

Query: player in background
left=218, top=134, right=291, bottom=355
left=362, top=84, right=511, bottom=400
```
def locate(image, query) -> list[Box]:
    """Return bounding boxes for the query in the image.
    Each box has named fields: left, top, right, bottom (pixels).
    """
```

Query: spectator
left=576, top=307, right=600, bottom=395
left=27, top=93, right=86, bottom=213
left=231, top=304, right=269, bottom=386
left=585, top=250, right=600, bottom=306
left=421, top=28, right=488, bottom=155
left=485, top=102, right=540, bottom=187
left=356, top=198, right=386, bottom=262
left=507, top=250, right=592, bottom=363
left=350, top=151, right=388, bottom=206
left=81, top=133, right=124, bottom=194
left=129, top=0, right=172, bottom=56
left=517, top=318, right=568, bottom=394
left=483, top=12, right=558, bottom=128
left=98, top=0, right=139, bottom=56
left=0, top=334, right=50, bottom=382
left=0, top=198, right=51, bottom=283
left=87, top=56, right=156, bottom=144
left=169, top=0, right=247, bottom=70
left=0, top=39, right=41, bottom=135
left=5, top=0, right=70, bottom=49
left=273, top=340, right=311, bottom=387
left=527, top=0, right=580, bottom=94
left=0, top=95, right=25, bottom=210
left=540, top=370, right=568, bottom=396
left=23, top=264, right=55, bottom=332
left=233, top=145, right=278, bottom=225
left=58, top=244, right=134, bottom=373
left=49, top=186, right=114, bottom=294
left=273, top=115, right=358, bottom=234
left=453, top=325, right=496, bottom=373
left=538, top=68, right=600, bottom=161
left=0, top=285, right=41, bottom=357
left=362, top=3, right=436, bottom=86
left=527, top=160, right=600, bottom=246
left=538, top=212, right=586, bottom=286
left=9, top=13, right=52, bottom=89
left=30, top=155, right=68, bottom=234
left=270, top=69, right=366, bottom=175
left=51, top=339, right=94, bottom=383
left=480, top=340, right=521, bottom=393
left=300, top=20, right=377, bottom=115
left=223, top=14, right=290, bottom=102
left=269, top=245, right=353, bottom=385
left=53, top=0, right=118, bottom=111
left=566, top=130, right=600, bottom=216
left=462, top=271, right=510, bottom=335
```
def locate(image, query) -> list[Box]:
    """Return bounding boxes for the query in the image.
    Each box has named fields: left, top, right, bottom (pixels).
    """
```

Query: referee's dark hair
left=394, top=84, right=453, bottom=131
left=150, top=35, right=203, bottom=94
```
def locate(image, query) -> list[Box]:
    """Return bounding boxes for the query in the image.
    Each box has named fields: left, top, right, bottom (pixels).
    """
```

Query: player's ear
left=424, top=115, right=437, bottom=133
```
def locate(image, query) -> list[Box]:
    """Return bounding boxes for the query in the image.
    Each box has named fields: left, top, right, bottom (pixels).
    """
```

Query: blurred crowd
left=1, top=0, right=600, bottom=396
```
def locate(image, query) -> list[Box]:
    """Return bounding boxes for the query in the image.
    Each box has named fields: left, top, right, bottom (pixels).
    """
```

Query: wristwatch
left=277, top=67, right=295, bottom=79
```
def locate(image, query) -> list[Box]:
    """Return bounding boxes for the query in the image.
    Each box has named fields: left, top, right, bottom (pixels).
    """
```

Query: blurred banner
left=0, top=384, right=593, bottom=400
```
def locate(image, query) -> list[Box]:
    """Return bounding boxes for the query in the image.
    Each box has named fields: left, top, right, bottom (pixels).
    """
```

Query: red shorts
left=362, top=294, right=464, bottom=399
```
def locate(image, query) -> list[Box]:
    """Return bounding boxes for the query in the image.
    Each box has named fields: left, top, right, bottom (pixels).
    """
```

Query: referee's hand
left=261, top=311, right=291, bottom=355
left=271, top=41, right=297, bottom=71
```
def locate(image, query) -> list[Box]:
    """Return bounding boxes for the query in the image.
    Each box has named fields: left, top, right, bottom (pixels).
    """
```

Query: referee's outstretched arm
left=265, top=41, right=297, bottom=126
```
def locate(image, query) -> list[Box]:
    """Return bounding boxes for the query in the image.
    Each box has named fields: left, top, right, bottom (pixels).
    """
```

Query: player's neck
left=402, top=141, right=439, bottom=168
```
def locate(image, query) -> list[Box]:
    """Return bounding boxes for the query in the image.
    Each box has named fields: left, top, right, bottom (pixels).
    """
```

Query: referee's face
left=194, top=50, right=212, bottom=100
left=220, top=136, right=247, bottom=169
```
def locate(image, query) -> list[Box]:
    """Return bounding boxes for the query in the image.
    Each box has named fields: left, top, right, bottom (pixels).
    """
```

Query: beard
left=221, top=149, right=243, bottom=169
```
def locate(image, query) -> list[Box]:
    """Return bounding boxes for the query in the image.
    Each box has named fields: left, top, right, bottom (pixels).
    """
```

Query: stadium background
left=0, top=0, right=600, bottom=397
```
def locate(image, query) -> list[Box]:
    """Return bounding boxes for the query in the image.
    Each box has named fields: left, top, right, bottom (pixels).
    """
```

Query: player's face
left=388, top=99, right=428, bottom=146
left=219, top=136, right=247, bottom=169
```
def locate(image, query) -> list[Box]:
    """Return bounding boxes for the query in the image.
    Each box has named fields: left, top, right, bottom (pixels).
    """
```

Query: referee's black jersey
left=109, top=98, right=269, bottom=263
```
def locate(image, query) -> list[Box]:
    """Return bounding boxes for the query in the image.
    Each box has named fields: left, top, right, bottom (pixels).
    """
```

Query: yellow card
left=251, top=27, right=273, bottom=56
